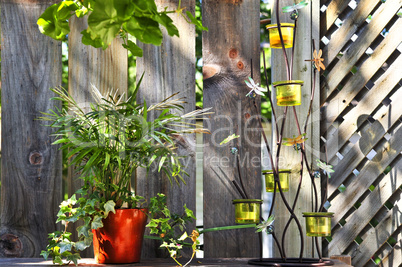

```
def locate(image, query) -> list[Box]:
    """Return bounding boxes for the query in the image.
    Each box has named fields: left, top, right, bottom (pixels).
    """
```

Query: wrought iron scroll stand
left=246, top=0, right=334, bottom=265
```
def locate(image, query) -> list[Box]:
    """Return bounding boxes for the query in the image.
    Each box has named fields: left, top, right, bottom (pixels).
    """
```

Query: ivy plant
left=37, top=0, right=207, bottom=56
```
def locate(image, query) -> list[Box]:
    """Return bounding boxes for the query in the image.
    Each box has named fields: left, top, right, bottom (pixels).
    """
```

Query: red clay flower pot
left=92, top=208, right=148, bottom=264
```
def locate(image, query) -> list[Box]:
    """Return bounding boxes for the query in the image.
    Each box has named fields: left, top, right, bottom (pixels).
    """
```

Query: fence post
left=136, top=0, right=197, bottom=258
left=0, top=0, right=62, bottom=257
left=271, top=0, right=320, bottom=258
left=202, top=0, right=261, bottom=257
left=68, top=16, right=128, bottom=257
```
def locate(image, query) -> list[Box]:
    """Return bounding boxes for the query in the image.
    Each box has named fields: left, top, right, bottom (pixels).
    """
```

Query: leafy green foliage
left=37, top=0, right=207, bottom=56
left=39, top=81, right=210, bottom=265
left=146, top=193, right=199, bottom=266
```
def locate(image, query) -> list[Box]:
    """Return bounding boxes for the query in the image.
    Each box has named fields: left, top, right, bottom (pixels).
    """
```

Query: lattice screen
left=319, top=0, right=402, bottom=266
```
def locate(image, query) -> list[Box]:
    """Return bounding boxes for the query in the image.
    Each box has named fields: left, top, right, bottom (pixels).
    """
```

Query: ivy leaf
left=122, top=40, right=144, bottom=57
left=40, top=250, right=50, bottom=260
left=59, top=240, right=73, bottom=254
left=103, top=200, right=116, bottom=218
left=91, top=215, right=104, bottom=229
left=66, top=253, right=81, bottom=265
left=54, top=256, right=63, bottom=265
left=184, top=204, right=196, bottom=219
left=75, top=240, right=90, bottom=251
left=77, top=225, right=91, bottom=238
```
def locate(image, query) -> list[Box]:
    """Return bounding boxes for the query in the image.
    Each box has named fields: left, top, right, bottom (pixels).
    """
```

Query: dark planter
left=92, top=208, right=148, bottom=263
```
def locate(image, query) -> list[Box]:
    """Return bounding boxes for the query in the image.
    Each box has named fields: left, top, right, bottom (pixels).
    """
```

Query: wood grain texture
left=320, top=0, right=353, bottom=36
left=0, top=1, right=62, bottom=257
left=320, top=0, right=402, bottom=104
left=329, top=160, right=402, bottom=256
left=271, top=0, right=320, bottom=259
left=321, top=19, right=402, bottom=138
left=352, top=190, right=402, bottom=265
left=329, top=125, right=402, bottom=225
left=327, top=87, right=402, bottom=196
left=136, top=0, right=196, bottom=258
left=325, top=53, right=402, bottom=162
left=322, top=0, right=380, bottom=66
left=0, top=257, right=353, bottom=266
left=68, top=15, right=128, bottom=258
left=202, top=0, right=261, bottom=258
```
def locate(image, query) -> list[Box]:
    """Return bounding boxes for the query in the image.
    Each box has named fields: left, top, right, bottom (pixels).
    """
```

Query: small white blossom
left=245, top=77, right=267, bottom=97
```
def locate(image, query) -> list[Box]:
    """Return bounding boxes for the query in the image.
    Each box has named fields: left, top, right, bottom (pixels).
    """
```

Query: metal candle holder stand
left=246, top=0, right=334, bottom=266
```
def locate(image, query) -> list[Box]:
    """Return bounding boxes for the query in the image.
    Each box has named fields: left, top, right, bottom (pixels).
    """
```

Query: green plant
left=37, top=0, right=207, bottom=56
left=39, top=85, right=211, bottom=265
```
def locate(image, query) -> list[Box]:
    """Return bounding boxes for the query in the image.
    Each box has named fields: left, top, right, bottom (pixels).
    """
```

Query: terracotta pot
left=92, top=208, right=148, bottom=264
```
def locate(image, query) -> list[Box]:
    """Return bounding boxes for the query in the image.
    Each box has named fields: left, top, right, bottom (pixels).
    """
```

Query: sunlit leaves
left=37, top=0, right=207, bottom=56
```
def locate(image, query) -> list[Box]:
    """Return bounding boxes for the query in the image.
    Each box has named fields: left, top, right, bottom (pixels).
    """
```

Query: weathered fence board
left=67, top=16, right=128, bottom=258
left=321, top=0, right=402, bottom=103
left=330, top=126, right=401, bottom=224
left=329, top=160, right=402, bottom=255
left=320, top=0, right=351, bottom=34
left=321, top=0, right=402, bottom=265
left=325, top=52, right=402, bottom=162
left=0, top=0, right=62, bottom=257
left=270, top=0, right=321, bottom=259
left=202, top=0, right=261, bottom=258
left=351, top=191, right=402, bottom=265
left=322, top=0, right=380, bottom=65
left=321, top=17, right=402, bottom=136
left=327, top=85, right=402, bottom=196
left=136, top=0, right=196, bottom=258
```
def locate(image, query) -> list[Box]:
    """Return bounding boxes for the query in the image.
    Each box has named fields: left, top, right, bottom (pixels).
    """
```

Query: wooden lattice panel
left=320, top=0, right=402, bottom=266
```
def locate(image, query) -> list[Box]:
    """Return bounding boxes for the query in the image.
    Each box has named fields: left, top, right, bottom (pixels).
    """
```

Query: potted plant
left=39, top=85, right=210, bottom=265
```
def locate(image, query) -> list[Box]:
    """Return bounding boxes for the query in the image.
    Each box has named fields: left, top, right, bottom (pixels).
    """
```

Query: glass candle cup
left=303, top=212, right=334, bottom=237
left=273, top=80, right=304, bottom=106
left=266, top=23, right=295, bottom=49
left=232, top=199, right=263, bottom=224
left=263, top=169, right=291, bottom=192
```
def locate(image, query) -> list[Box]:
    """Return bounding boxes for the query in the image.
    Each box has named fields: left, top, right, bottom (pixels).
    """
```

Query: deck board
left=0, top=258, right=351, bottom=266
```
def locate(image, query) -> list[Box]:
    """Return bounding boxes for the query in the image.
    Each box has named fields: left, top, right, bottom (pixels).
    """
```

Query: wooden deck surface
left=0, top=258, right=351, bottom=266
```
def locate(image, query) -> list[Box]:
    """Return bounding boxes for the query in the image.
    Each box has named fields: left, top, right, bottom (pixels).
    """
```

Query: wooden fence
left=0, top=0, right=400, bottom=265
left=320, top=0, right=402, bottom=266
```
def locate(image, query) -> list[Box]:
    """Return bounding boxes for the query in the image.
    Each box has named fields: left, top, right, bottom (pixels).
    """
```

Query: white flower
left=245, top=77, right=267, bottom=97
left=316, top=159, right=335, bottom=178
left=255, top=215, right=275, bottom=234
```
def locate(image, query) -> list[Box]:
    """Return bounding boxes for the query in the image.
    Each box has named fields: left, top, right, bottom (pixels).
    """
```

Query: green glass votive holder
left=303, top=212, right=334, bottom=237
left=273, top=80, right=304, bottom=106
left=263, top=169, right=291, bottom=192
left=232, top=199, right=263, bottom=224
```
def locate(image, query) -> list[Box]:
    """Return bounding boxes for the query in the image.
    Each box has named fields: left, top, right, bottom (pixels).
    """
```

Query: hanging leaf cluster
left=37, top=0, right=182, bottom=56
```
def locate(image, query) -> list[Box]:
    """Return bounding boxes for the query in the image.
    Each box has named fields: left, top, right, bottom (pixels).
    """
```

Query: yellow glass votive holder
left=266, top=23, right=295, bottom=49
left=263, top=169, right=291, bottom=192
left=303, top=212, right=334, bottom=237
left=232, top=199, right=263, bottom=224
left=273, top=80, right=304, bottom=106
